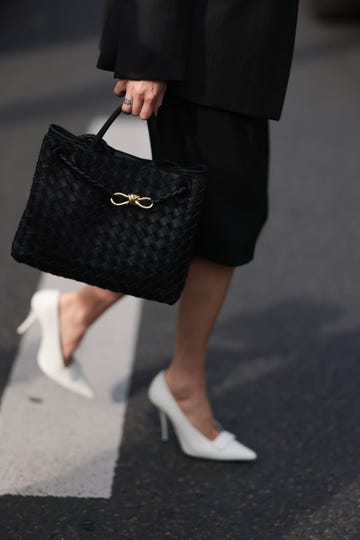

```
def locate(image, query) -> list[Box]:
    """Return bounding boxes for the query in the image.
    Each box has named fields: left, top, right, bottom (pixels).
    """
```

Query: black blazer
left=97, top=0, right=299, bottom=120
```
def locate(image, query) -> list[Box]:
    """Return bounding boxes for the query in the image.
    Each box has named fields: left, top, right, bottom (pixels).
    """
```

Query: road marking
left=0, top=115, right=151, bottom=498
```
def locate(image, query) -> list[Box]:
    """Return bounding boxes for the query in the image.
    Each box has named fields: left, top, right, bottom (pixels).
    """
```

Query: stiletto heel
left=148, top=371, right=257, bottom=461
left=16, top=289, right=95, bottom=399
left=17, top=310, right=36, bottom=335
left=159, top=408, right=169, bottom=441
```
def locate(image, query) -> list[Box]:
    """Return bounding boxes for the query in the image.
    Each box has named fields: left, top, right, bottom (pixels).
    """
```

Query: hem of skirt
left=193, top=249, right=255, bottom=268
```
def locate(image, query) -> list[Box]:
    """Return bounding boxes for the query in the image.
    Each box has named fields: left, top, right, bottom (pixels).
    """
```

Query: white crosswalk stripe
left=0, top=114, right=151, bottom=498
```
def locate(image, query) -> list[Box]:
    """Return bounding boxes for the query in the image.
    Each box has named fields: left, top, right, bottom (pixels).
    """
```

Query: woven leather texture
left=11, top=119, right=207, bottom=304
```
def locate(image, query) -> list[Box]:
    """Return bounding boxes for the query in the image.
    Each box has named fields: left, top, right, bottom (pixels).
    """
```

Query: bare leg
left=59, top=257, right=234, bottom=440
left=164, top=256, right=235, bottom=440
left=59, top=286, right=124, bottom=366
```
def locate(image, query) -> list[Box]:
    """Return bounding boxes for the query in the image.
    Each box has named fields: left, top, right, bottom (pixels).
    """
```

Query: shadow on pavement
left=114, top=296, right=359, bottom=538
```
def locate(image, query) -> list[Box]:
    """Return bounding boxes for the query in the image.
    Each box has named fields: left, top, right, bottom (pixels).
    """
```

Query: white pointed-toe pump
left=17, top=289, right=95, bottom=399
left=148, top=371, right=257, bottom=461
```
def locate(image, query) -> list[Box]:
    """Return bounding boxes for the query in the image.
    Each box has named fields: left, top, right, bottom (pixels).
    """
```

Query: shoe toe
left=226, top=440, right=257, bottom=461
left=212, top=430, right=257, bottom=461
left=71, top=376, right=95, bottom=399
left=38, top=358, right=95, bottom=399
left=63, top=362, right=95, bottom=399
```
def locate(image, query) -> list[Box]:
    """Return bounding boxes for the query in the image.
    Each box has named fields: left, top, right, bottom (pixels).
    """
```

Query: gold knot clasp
left=110, top=192, right=154, bottom=209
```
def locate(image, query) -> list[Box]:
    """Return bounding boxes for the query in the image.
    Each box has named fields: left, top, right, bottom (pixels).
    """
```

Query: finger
left=121, top=92, right=133, bottom=114
left=153, top=97, right=163, bottom=117
left=131, top=94, right=144, bottom=116
left=139, top=97, right=155, bottom=120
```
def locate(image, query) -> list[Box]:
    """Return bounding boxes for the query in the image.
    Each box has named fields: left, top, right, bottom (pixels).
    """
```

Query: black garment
left=97, top=0, right=299, bottom=120
left=147, top=94, right=269, bottom=266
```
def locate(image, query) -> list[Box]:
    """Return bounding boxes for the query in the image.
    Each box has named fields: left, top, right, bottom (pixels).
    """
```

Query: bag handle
left=92, top=97, right=208, bottom=175
left=92, top=97, right=126, bottom=147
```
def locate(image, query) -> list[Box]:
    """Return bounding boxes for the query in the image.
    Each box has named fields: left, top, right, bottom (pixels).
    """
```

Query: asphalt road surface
left=0, top=1, right=359, bottom=539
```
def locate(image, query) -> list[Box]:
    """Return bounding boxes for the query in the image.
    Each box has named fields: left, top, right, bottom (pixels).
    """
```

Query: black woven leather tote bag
left=11, top=101, right=208, bottom=304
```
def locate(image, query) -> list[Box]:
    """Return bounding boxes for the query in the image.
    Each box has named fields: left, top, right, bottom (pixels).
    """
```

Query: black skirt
left=147, top=94, right=270, bottom=267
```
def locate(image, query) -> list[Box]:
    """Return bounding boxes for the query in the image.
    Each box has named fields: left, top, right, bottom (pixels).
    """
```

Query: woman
left=18, top=0, right=299, bottom=460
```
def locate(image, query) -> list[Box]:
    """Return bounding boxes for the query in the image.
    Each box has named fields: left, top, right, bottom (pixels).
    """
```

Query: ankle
left=164, top=368, right=207, bottom=401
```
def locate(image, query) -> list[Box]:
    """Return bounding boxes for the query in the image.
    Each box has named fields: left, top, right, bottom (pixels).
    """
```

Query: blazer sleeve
left=97, top=0, right=193, bottom=81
